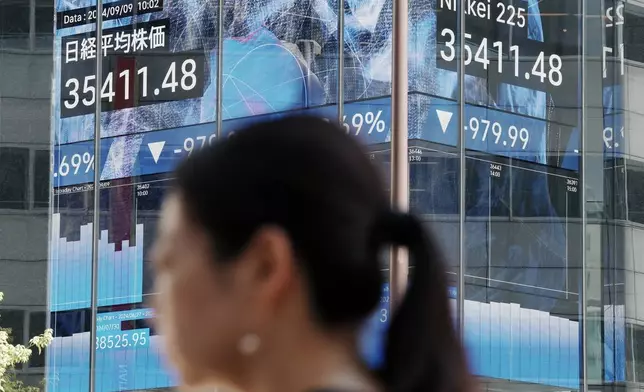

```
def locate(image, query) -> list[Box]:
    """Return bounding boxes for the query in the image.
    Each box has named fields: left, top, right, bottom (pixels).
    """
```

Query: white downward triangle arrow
left=148, top=141, right=166, bottom=164
left=436, top=110, right=453, bottom=134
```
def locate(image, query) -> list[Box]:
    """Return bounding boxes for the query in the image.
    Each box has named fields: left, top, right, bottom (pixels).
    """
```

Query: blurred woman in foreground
left=151, top=116, right=474, bottom=392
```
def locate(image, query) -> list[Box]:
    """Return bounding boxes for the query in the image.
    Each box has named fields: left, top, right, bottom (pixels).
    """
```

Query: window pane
left=28, top=311, right=47, bottom=368
left=0, top=148, right=28, bottom=209
left=36, top=6, right=54, bottom=36
left=34, top=150, right=50, bottom=208
left=0, top=1, right=29, bottom=49
left=624, top=12, right=644, bottom=63
left=0, top=309, right=25, bottom=345
left=628, top=165, right=644, bottom=224
left=35, top=0, right=54, bottom=49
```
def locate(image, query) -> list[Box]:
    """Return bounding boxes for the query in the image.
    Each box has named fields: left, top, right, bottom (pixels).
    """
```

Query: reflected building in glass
left=0, top=0, right=636, bottom=390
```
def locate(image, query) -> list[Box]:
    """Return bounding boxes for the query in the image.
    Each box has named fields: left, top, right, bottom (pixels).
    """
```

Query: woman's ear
left=238, top=226, right=296, bottom=309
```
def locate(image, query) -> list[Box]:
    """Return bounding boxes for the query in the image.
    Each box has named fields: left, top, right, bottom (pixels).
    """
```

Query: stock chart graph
left=49, top=213, right=144, bottom=312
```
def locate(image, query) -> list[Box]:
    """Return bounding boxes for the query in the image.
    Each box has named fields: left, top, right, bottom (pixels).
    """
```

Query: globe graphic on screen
left=222, top=28, right=326, bottom=120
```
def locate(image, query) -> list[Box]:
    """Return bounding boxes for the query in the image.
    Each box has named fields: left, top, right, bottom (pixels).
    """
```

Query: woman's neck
left=238, top=328, right=379, bottom=392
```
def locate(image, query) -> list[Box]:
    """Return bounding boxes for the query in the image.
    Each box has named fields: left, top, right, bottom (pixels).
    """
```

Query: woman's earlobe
left=237, top=333, right=261, bottom=356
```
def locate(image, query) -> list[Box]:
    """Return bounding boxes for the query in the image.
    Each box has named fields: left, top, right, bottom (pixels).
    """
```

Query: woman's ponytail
left=371, top=210, right=473, bottom=392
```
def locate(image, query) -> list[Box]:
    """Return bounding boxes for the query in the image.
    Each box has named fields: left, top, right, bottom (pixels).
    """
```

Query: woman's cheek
left=154, top=273, right=185, bottom=367
left=152, top=273, right=175, bottom=336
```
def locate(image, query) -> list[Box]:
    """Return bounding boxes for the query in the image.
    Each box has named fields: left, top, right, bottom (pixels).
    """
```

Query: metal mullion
left=457, top=0, right=466, bottom=340
left=389, top=0, right=409, bottom=309
left=581, top=0, right=588, bottom=387
left=338, top=0, right=344, bottom=125
left=216, top=0, right=224, bottom=137
left=89, top=0, right=104, bottom=389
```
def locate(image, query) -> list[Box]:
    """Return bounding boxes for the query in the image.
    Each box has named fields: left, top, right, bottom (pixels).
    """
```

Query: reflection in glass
left=460, top=0, right=582, bottom=388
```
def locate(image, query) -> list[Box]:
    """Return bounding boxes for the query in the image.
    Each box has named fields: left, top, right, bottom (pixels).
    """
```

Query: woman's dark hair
left=174, top=116, right=473, bottom=392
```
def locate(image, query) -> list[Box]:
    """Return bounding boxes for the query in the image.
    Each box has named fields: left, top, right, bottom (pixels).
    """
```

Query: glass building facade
left=1, top=0, right=644, bottom=390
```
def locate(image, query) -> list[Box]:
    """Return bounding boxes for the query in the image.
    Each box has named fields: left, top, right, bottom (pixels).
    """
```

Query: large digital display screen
left=50, top=0, right=584, bottom=390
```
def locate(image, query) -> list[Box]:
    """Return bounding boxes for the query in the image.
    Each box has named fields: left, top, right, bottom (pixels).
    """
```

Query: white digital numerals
left=95, top=331, right=148, bottom=350
left=495, top=2, right=526, bottom=28
left=63, top=59, right=198, bottom=111
left=439, top=28, right=563, bottom=88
